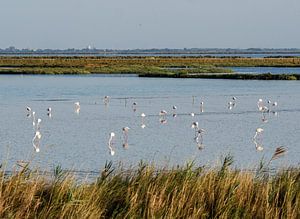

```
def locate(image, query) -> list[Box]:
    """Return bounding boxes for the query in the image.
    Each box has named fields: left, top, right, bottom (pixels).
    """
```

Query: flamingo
left=200, top=102, right=204, bottom=112
left=47, top=107, right=52, bottom=118
left=74, top=102, right=80, bottom=114
left=172, top=105, right=177, bottom=117
left=141, top=113, right=146, bottom=128
left=103, top=96, right=110, bottom=105
left=108, top=132, right=115, bottom=156
left=122, top=127, right=130, bottom=148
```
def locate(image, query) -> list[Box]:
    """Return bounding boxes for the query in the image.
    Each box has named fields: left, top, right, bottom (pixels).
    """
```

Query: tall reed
left=0, top=158, right=299, bottom=218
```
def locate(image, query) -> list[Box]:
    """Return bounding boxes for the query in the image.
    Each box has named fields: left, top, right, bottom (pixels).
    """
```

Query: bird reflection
left=253, top=128, right=264, bottom=151
left=32, top=130, right=42, bottom=152
left=159, top=118, right=167, bottom=124
left=253, top=139, right=264, bottom=151
left=261, top=112, right=269, bottom=123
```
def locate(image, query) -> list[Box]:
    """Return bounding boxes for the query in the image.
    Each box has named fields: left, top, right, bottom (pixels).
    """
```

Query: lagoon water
left=0, top=74, right=299, bottom=173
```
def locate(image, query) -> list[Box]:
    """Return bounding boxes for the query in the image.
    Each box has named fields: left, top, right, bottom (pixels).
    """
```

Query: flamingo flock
left=24, top=95, right=286, bottom=161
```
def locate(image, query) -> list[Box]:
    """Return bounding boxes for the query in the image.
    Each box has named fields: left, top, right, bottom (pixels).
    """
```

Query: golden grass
left=1, top=56, right=300, bottom=68
left=0, top=159, right=299, bottom=218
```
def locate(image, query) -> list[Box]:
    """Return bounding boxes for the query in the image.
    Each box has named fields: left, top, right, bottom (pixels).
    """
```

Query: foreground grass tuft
left=0, top=159, right=299, bottom=218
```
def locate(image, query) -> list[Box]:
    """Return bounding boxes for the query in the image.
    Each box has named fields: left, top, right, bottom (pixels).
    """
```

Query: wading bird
left=141, top=113, right=146, bottom=128
left=132, top=102, right=137, bottom=112
left=26, top=106, right=32, bottom=118
left=191, top=122, right=199, bottom=137
left=74, top=102, right=80, bottom=114
left=253, top=127, right=264, bottom=140
left=108, top=132, right=115, bottom=156
left=26, top=106, right=31, bottom=113
left=195, top=128, right=205, bottom=143
left=159, top=110, right=167, bottom=117
left=172, top=105, right=177, bottom=117
left=32, top=111, right=36, bottom=127
left=228, top=97, right=236, bottom=110
left=253, top=127, right=264, bottom=151
left=257, top=99, right=268, bottom=112
left=200, top=102, right=204, bottom=112
left=47, top=107, right=52, bottom=117
left=159, top=110, right=167, bottom=124
left=103, top=96, right=110, bottom=105
left=122, top=127, right=130, bottom=148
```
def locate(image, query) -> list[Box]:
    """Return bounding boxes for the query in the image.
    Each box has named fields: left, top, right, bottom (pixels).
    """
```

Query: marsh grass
left=0, top=158, right=299, bottom=218
left=2, top=56, right=300, bottom=79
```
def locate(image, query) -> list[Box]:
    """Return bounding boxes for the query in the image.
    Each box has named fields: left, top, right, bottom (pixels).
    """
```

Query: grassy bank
left=1, top=56, right=300, bottom=79
left=0, top=160, right=299, bottom=218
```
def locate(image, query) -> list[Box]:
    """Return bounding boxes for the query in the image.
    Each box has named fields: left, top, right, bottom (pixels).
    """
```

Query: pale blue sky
left=0, top=0, right=299, bottom=49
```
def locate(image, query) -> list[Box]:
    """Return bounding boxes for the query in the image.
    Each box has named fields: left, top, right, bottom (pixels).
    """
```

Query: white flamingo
left=141, top=113, right=146, bottom=128
left=253, top=128, right=264, bottom=140
left=108, top=132, right=115, bottom=156
left=47, top=107, right=52, bottom=117
left=74, top=102, right=80, bottom=114
left=122, top=127, right=130, bottom=148
left=200, top=102, right=204, bottom=112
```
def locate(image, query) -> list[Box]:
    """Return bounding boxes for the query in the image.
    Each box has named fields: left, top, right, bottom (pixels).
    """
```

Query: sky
left=0, top=0, right=299, bottom=49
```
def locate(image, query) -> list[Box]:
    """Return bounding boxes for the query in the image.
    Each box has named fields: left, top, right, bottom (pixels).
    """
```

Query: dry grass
left=1, top=56, right=300, bottom=68
left=0, top=158, right=299, bottom=218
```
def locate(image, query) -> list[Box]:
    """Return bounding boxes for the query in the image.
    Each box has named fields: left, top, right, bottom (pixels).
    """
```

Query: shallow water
left=0, top=74, right=299, bottom=172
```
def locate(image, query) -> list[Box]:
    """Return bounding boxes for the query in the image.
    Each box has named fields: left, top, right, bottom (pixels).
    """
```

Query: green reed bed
left=0, top=159, right=299, bottom=218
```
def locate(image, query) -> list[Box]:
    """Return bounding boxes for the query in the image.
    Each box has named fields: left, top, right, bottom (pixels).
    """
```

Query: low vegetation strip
left=139, top=72, right=300, bottom=80
left=1, top=56, right=300, bottom=79
left=1, top=56, right=300, bottom=67
left=0, top=160, right=299, bottom=218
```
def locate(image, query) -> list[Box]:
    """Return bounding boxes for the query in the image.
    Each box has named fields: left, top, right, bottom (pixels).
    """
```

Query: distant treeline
left=1, top=47, right=300, bottom=54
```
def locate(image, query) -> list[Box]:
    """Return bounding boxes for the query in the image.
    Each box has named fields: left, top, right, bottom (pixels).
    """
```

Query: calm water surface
left=0, top=75, right=299, bottom=172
